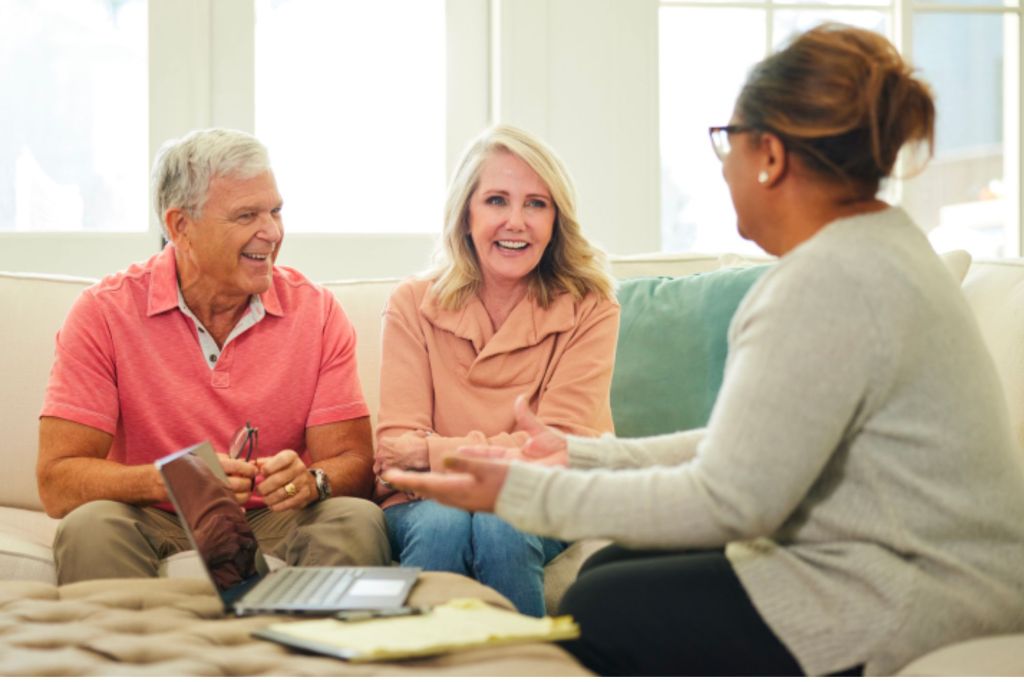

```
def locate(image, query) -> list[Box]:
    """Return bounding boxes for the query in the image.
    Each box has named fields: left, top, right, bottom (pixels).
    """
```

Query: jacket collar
left=420, top=285, right=576, bottom=356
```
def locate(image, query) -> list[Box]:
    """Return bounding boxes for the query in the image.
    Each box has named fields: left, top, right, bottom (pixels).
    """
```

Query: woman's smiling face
left=467, top=150, right=555, bottom=293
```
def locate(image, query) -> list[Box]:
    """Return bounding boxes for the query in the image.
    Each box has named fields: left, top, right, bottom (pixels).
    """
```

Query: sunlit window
left=659, top=0, right=1021, bottom=258
left=0, top=0, right=148, bottom=233
left=254, top=0, right=446, bottom=234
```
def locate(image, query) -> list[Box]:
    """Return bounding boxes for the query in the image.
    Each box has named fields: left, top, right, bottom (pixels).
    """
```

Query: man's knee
left=54, top=500, right=160, bottom=583
left=55, top=500, right=140, bottom=550
left=282, top=497, right=391, bottom=566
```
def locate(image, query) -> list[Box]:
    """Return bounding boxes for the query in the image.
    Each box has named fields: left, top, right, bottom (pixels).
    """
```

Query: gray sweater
left=496, top=207, right=1024, bottom=675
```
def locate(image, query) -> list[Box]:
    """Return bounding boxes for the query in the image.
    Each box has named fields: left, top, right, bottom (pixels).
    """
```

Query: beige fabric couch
left=1, top=250, right=1023, bottom=674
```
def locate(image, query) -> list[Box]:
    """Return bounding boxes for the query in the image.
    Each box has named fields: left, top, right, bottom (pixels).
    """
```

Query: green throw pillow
left=611, top=264, right=771, bottom=437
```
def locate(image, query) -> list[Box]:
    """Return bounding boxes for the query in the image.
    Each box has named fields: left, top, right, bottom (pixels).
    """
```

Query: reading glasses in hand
left=229, top=421, right=258, bottom=491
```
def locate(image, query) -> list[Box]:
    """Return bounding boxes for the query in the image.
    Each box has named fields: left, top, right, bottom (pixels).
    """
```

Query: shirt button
left=209, top=354, right=218, bottom=363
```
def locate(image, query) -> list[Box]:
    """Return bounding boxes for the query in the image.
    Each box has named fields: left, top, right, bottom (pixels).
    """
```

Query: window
left=254, top=0, right=446, bottom=235
left=0, top=0, right=147, bottom=233
left=659, top=0, right=1022, bottom=258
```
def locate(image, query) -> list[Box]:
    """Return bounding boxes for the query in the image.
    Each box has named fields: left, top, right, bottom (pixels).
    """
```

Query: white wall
left=493, top=0, right=660, bottom=257
left=0, top=0, right=661, bottom=280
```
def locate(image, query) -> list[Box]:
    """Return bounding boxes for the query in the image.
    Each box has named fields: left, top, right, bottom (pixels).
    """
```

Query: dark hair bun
left=737, top=23, right=935, bottom=192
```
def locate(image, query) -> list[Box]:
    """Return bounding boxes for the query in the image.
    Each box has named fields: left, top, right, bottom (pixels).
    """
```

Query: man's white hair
left=151, top=128, right=271, bottom=238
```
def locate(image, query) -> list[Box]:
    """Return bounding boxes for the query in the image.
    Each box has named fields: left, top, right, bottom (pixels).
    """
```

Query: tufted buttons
left=0, top=574, right=588, bottom=675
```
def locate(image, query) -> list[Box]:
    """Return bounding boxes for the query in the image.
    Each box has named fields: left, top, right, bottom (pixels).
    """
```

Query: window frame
left=0, top=0, right=490, bottom=280
left=660, top=0, right=1024, bottom=258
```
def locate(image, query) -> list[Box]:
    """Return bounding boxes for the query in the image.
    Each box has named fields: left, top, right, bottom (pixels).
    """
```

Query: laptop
left=155, top=442, right=419, bottom=616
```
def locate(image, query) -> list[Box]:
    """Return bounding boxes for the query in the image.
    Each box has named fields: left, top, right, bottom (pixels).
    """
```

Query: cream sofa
left=1, top=250, right=1023, bottom=674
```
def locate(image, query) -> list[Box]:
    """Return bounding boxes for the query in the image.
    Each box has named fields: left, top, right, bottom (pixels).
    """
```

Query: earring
left=757, top=171, right=769, bottom=184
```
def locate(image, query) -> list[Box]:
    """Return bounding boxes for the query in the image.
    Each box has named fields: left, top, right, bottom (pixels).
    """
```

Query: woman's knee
left=470, top=513, right=540, bottom=558
left=386, top=501, right=472, bottom=569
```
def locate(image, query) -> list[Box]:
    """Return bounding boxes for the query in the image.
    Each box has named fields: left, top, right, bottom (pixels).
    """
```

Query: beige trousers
left=52, top=497, right=390, bottom=585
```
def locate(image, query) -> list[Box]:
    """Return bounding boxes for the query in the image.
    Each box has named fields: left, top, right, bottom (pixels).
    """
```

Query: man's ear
left=164, top=208, right=189, bottom=247
left=758, top=132, right=789, bottom=187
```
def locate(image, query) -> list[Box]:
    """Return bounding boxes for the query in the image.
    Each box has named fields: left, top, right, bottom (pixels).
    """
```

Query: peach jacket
left=375, top=277, right=620, bottom=509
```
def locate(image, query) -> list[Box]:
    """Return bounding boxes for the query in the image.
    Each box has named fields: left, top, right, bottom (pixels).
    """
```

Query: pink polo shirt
left=41, top=245, right=369, bottom=499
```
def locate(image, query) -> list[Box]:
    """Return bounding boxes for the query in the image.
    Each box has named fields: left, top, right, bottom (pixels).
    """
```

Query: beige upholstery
left=0, top=252, right=770, bottom=593
left=0, top=572, right=590, bottom=676
left=2, top=250, right=1023, bottom=674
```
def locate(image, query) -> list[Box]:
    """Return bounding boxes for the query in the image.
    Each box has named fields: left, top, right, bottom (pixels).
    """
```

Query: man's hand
left=381, top=455, right=510, bottom=513
left=256, top=449, right=316, bottom=511
left=458, top=395, right=570, bottom=467
left=217, top=453, right=258, bottom=506
left=375, top=430, right=431, bottom=471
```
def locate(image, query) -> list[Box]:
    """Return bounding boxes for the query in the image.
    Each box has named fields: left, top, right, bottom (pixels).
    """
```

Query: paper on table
left=254, top=597, right=579, bottom=662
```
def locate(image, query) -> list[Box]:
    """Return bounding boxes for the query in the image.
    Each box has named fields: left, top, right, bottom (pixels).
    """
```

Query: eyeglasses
left=229, top=421, right=259, bottom=462
left=229, top=422, right=258, bottom=491
left=708, top=125, right=758, bottom=161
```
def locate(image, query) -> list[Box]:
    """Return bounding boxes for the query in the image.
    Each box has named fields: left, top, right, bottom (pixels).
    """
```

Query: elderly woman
left=374, top=124, right=619, bottom=617
left=384, top=25, right=1024, bottom=675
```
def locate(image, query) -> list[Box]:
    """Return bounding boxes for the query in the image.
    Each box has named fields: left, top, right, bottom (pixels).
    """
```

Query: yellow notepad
left=253, top=598, right=579, bottom=662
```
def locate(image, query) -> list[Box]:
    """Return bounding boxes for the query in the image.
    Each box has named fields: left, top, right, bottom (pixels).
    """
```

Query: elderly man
left=37, top=128, right=390, bottom=584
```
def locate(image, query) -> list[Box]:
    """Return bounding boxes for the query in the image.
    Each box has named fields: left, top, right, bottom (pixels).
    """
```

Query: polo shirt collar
left=146, top=244, right=284, bottom=318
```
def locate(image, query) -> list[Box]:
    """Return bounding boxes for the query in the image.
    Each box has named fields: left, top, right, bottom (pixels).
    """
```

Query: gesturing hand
left=457, top=395, right=569, bottom=467
left=381, top=455, right=509, bottom=513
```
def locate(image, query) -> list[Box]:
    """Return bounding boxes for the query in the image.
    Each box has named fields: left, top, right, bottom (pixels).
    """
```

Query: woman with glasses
left=383, top=24, right=1024, bottom=675
left=373, top=124, right=619, bottom=617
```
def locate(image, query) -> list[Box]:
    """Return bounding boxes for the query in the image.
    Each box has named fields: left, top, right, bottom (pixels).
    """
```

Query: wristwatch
left=309, top=468, right=332, bottom=502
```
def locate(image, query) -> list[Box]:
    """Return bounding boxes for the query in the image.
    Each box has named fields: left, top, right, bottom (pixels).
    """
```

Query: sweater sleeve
left=424, top=295, right=621, bottom=470
left=495, top=260, right=883, bottom=548
left=567, top=429, right=707, bottom=470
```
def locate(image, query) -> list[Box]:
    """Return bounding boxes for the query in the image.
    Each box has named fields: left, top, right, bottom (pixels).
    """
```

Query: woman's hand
left=375, top=430, right=431, bottom=472
left=381, top=455, right=510, bottom=513
left=458, top=395, right=570, bottom=467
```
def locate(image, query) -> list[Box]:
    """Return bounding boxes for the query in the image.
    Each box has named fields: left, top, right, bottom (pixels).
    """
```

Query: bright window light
left=0, top=0, right=148, bottom=233
left=255, top=0, right=446, bottom=234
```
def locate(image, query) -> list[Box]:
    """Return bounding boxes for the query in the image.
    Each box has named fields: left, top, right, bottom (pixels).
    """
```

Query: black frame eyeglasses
left=229, top=421, right=259, bottom=463
left=708, top=125, right=758, bottom=161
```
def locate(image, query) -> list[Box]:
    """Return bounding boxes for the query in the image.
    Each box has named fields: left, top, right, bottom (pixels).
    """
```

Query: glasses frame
left=229, top=421, right=259, bottom=491
left=708, top=124, right=759, bottom=161
left=229, top=421, right=258, bottom=462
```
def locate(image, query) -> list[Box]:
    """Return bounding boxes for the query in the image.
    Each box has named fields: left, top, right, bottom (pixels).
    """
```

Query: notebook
left=254, top=597, right=580, bottom=662
left=154, top=442, right=420, bottom=616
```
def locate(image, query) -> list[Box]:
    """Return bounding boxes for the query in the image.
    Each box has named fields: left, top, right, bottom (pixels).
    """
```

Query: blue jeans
left=384, top=500, right=566, bottom=617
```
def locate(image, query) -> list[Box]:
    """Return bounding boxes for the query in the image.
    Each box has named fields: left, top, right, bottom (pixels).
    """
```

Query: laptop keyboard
left=244, top=567, right=363, bottom=608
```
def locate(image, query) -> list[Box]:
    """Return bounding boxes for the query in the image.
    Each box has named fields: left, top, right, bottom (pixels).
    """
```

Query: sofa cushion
left=0, top=272, right=96, bottom=513
left=960, top=259, right=1024, bottom=452
left=611, top=265, right=772, bottom=437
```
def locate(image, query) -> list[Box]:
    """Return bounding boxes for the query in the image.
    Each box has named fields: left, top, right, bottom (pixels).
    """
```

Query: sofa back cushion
left=319, top=278, right=401, bottom=429
left=960, top=259, right=1024, bottom=453
left=611, top=265, right=771, bottom=437
left=0, top=272, right=96, bottom=511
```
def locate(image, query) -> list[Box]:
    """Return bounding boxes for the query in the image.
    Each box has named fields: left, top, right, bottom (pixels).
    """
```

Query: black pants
left=557, top=545, right=864, bottom=676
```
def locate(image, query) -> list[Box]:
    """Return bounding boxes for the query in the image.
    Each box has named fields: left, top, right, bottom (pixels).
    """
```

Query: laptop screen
left=157, top=445, right=270, bottom=597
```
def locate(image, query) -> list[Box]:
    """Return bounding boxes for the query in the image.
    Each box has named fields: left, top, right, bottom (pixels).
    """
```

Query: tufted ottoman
left=0, top=572, right=591, bottom=676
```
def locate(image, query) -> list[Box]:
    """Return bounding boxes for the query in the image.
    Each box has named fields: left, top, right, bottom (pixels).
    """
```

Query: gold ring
left=284, top=482, right=298, bottom=497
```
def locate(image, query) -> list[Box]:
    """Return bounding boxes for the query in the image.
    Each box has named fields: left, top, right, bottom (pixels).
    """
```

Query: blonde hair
left=431, top=124, right=613, bottom=309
